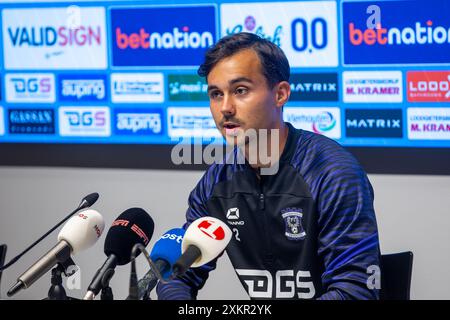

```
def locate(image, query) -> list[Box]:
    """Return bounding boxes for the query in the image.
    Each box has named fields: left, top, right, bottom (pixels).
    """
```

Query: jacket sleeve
left=313, top=155, right=381, bottom=300
left=157, top=169, right=219, bottom=300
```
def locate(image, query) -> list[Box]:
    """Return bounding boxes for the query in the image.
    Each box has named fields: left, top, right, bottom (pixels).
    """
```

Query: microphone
left=127, top=228, right=185, bottom=300
left=172, top=217, right=232, bottom=278
left=7, top=209, right=105, bottom=297
left=0, top=192, right=100, bottom=272
left=83, top=208, right=154, bottom=300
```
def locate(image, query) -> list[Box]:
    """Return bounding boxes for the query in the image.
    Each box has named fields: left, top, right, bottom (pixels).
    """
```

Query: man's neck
left=244, top=122, right=289, bottom=171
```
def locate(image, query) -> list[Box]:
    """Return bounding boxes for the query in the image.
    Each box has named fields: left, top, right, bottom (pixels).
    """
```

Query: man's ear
left=275, top=81, right=291, bottom=108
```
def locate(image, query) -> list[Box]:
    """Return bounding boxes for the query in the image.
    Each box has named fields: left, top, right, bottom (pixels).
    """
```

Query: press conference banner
left=0, top=0, right=449, bottom=150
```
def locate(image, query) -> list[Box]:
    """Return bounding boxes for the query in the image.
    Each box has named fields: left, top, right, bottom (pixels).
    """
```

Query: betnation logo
left=342, top=1, right=450, bottom=65
left=348, top=21, right=450, bottom=47
left=116, top=26, right=213, bottom=50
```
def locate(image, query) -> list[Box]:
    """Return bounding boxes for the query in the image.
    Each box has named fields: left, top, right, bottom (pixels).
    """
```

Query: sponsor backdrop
left=0, top=0, right=449, bottom=148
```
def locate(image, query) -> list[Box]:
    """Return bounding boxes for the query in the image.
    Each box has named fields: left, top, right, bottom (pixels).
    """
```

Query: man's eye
left=209, top=91, right=222, bottom=99
left=235, top=87, right=248, bottom=95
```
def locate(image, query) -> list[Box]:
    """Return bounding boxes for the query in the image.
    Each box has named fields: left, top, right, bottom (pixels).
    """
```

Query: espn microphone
left=172, top=217, right=232, bottom=278
left=7, top=210, right=105, bottom=297
left=83, top=208, right=154, bottom=300
left=127, top=228, right=185, bottom=300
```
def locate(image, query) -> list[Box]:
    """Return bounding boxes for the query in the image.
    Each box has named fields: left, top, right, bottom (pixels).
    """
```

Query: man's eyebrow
left=207, top=84, right=219, bottom=93
left=229, top=77, right=253, bottom=85
left=207, top=77, right=254, bottom=92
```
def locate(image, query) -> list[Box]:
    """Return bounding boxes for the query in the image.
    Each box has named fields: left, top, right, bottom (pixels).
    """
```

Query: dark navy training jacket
left=157, top=122, right=380, bottom=300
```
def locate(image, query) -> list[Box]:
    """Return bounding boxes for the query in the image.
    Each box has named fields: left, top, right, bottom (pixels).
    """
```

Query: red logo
left=198, top=220, right=225, bottom=240
left=78, top=213, right=88, bottom=220
left=407, top=71, right=450, bottom=102
left=112, top=219, right=129, bottom=227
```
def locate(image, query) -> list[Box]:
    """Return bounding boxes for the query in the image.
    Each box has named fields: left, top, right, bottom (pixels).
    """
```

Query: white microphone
left=7, top=209, right=105, bottom=297
left=172, top=217, right=232, bottom=277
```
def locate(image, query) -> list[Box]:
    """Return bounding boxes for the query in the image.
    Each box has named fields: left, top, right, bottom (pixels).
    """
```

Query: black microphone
left=0, top=192, right=100, bottom=272
left=83, top=208, right=154, bottom=300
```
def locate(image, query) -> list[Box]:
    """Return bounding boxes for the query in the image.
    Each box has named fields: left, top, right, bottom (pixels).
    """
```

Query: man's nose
left=220, top=94, right=235, bottom=116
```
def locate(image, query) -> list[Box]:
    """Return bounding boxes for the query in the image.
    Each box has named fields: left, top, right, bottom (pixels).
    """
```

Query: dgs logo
left=236, top=269, right=315, bottom=299
left=59, top=107, right=110, bottom=137
left=6, top=73, right=55, bottom=103
left=291, top=18, right=327, bottom=53
left=65, top=111, right=106, bottom=127
left=10, top=78, right=51, bottom=93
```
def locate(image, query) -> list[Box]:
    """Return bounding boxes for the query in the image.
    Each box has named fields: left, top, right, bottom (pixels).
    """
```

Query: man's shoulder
left=291, top=128, right=366, bottom=178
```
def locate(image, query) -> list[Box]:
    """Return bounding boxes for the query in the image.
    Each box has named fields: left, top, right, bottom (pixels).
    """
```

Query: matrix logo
left=0, top=107, right=4, bottom=135
left=221, top=1, right=338, bottom=67
left=6, top=73, right=55, bottom=103
left=167, top=107, right=220, bottom=138
left=343, top=71, right=403, bottom=103
left=2, top=7, right=107, bottom=69
left=58, top=74, right=107, bottom=102
left=290, top=73, right=338, bottom=101
left=111, top=6, right=216, bottom=67
left=111, top=73, right=164, bottom=103
left=168, top=74, right=208, bottom=101
left=343, top=0, right=450, bottom=64
left=345, top=109, right=403, bottom=138
left=284, top=107, right=341, bottom=139
left=407, top=71, right=450, bottom=102
left=114, top=108, right=164, bottom=136
left=408, top=108, right=450, bottom=140
left=8, top=109, right=55, bottom=134
left=59, top=107, right=110, bottom=137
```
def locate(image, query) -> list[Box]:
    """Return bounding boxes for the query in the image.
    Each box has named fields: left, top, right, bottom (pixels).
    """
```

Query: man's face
left=207, top=49, right=284, bottom=146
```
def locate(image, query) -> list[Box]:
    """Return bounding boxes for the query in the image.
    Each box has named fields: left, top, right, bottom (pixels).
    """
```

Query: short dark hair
left=198, top=32, right=290, bottom=88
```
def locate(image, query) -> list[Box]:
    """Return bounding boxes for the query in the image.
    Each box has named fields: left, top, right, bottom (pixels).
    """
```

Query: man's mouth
left=223, top=122, right=241, bottom=136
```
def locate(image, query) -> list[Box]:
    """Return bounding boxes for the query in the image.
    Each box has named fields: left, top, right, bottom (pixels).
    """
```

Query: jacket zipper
left=258, top=175, right=273, bottom=265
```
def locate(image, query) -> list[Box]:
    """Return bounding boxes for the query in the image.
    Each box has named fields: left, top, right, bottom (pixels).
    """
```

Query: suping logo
left=111, top=73, right=164, bottom=103
left=2, top=7, right=107, bottom=69
left=407, top=71, right=450, bottom=102
left=8, top=109, right=55, bottom=134
left=6, top=73, right=55, bottom=103
left=167, top=107, right=220, bottom=138
left=198, top=220, right=225, bottom=240
left=343, top=0, right=450, bottom=64
left=114, top=108, right=163, bottom=136
left=407, top=108, right=450, bottom=140
left=168, top=74, right=208, bottom=101
left=345, top=109, right=403, bottom=138
left=0, top=107, right=4, bottom=136
left=289, top=73, right=338, bottom=101
left=59, top=107, right=110, bottom=137
left=284, top=107, right=341, bottom=139
left=58, top=74, right=107, bottom=102
left=221, top=1, right=338, bottom=67
left=343, top=71, right=403, bottom=103
left=111, top=6, right=216, bottom=67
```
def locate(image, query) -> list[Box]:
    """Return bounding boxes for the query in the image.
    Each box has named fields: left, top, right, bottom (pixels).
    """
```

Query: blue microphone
left=129, top=228, right=185, bottom=300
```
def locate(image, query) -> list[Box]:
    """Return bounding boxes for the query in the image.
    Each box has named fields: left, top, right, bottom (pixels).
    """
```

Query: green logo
left=168, top=74, right=208, bottom=101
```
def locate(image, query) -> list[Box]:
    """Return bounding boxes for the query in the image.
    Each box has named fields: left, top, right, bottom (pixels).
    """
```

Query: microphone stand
left=45, top=257, right=79, bottom=300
